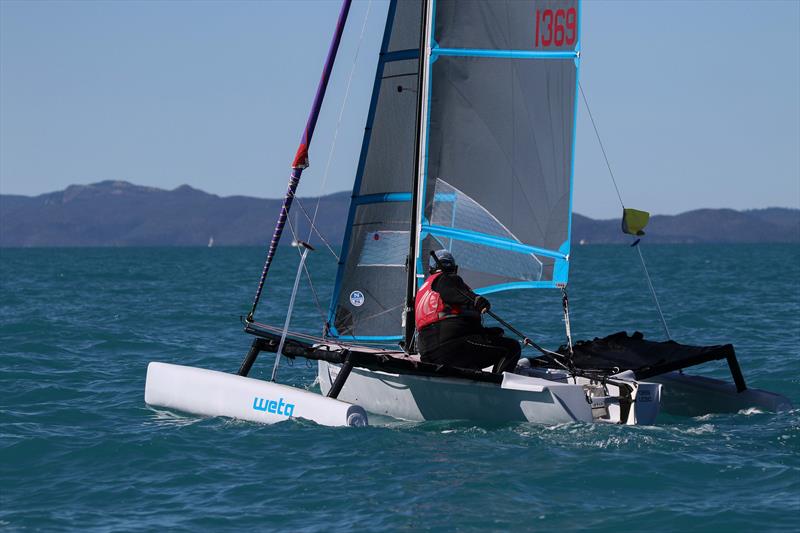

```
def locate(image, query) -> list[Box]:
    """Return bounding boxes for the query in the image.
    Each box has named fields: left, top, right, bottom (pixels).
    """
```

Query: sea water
left=1, top=244, right=798, bottom=531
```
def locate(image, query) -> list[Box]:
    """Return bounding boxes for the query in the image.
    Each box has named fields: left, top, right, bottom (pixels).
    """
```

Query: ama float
left=145, top=0, right=791, bottom=427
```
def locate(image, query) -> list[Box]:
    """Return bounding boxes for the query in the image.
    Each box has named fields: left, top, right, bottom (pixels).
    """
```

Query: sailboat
left=145, top=0, right=791, bottom=426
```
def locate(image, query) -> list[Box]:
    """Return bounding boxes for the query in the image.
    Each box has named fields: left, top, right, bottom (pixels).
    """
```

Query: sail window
left=358, top=230, right=410, bottom=267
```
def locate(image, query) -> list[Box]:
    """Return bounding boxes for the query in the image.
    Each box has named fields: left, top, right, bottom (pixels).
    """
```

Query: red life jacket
left=415, top=272, right=464, bottom=330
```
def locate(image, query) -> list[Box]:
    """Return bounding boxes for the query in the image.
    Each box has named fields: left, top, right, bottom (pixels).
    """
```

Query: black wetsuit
left=416, top=272, right=521, bottom=373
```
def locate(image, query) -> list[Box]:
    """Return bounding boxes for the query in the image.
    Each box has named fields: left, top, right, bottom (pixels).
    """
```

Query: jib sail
left=327, top=0, right=423, bottom=340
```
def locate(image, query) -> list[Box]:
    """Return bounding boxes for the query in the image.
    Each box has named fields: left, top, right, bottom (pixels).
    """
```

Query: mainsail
left=329, top=0, right=580, bottom=341
left=418, top=0, right=579, bottom=293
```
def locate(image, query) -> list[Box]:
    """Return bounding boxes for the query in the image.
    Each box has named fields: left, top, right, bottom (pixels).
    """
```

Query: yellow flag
left=622, top=208, right=650, bottom=236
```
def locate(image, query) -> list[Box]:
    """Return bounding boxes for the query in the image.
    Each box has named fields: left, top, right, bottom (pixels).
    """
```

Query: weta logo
left=252, top=396, right=295, bottom=417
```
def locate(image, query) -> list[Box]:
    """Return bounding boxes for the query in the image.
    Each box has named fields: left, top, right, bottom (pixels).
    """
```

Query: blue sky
left=1, top=0, right=798, bottom=218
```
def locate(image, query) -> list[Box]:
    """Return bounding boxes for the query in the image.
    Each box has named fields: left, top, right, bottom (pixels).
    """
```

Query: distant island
left=1, top=180, right=797, bottom=247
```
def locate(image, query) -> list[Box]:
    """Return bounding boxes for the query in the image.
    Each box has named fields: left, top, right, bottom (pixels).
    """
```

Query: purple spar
left=246, top=0, right=353, bottom=322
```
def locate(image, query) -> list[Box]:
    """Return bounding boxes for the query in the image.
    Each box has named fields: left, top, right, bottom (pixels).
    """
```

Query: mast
left=402, top=0, right=432, bottom=350
left=246, top=0, right=352, bottom=323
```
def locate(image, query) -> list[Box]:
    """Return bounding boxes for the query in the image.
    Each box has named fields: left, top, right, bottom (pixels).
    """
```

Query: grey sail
left=419, top=0, right=580, bottom=292
left=327, top=0, right=422, bottom=341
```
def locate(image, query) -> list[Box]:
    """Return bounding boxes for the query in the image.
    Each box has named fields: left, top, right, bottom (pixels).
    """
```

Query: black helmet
left=429, top=249, right=457, bottom=274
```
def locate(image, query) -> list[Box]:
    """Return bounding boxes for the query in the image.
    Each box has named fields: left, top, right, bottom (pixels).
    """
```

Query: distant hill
left=1, top=181, right=797, bottom=247
left=0, top=181, right=349, bottom=247
left=572, top=208, right=800, bottom=244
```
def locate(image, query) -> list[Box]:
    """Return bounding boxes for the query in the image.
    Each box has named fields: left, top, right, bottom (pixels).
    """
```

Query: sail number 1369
left=535, top=8, right=577, bottom=47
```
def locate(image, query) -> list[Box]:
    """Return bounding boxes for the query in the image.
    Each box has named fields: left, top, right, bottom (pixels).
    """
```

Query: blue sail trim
left=351, top=191, right=456, bottom=206
left=352, top=192, right=412, bottom=205
left=553, top=240, right=570, bottom=287
left=421, top=224, right=568, bottom=261
left=475, top=280, right=564, bottom=295
left=326, top=0, right=400, bottom=336
left=560, top=0, right=582, bottom=286
left=432, top=48, right=578, bottom=60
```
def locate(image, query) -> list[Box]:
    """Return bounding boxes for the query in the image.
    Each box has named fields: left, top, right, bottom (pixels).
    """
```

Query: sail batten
left=421, top=225, right=568, bottom=260
left=433, top=48, right=578, bottom=59
left=382, top=49, right=420, bottom=61
left=351, top=192, right=413, bottom=205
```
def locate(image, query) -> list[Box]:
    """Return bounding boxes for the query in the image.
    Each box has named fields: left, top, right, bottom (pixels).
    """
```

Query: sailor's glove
left=474, top=295, right=491, bottom=314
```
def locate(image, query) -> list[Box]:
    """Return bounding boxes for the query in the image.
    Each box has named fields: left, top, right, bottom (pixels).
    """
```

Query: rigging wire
left=579, top=83, right=625, bottom=210
left=301, top=260, right=327, bottom=323
left=634, top=243, right=672, bottom=339
left=260, top=2, right=374, bottom=329
left=286, top=214, right=328, bottom=324
left=306, top=0, right=373, bottom=248
left=293, top=197, right=340, bottom=260
left=578, top=82, right=672, bottom=339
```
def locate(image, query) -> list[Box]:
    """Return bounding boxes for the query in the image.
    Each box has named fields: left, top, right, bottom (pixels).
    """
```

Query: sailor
left=415, top=250, right=521, bottom=374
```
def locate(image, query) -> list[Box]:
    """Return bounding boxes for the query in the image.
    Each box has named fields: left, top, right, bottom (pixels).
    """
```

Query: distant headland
left=1, top=181, right=797, bottom=247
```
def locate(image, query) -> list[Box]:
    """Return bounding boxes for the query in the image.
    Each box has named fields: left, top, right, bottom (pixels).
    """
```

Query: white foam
left=738, top=407, right=765, bottom=416
left=685, top=423, right=715, bottom=435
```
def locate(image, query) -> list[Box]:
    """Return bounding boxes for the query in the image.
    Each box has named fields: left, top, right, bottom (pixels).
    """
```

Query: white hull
left=143, top=361, right=791, bottom=428
left=145, top=362, right=368, bottom=427
left=318, top=361, right=662, bottom=425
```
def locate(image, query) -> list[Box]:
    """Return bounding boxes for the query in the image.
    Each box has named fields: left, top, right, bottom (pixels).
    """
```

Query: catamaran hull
left=145, top=362, right=368, bottom=427
left=318, top=361, right=662, bottom=425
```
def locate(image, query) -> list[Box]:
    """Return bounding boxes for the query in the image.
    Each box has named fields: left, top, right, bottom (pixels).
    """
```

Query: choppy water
left=2, top=244, right=798, bottom=531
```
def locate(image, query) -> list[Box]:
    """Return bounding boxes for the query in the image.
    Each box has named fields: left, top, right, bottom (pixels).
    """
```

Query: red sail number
left=535, top=7, right=577, bottom=48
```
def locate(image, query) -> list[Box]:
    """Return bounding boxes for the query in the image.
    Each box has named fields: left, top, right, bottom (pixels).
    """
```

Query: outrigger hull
left=651, top=371, right=793, bottom=416
left=145, top=362, right=368, bottom=427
